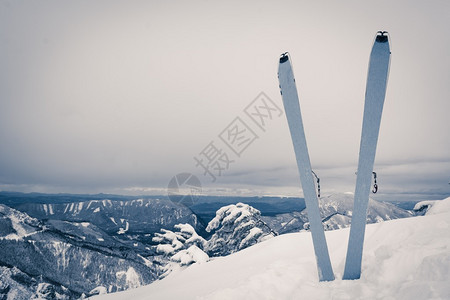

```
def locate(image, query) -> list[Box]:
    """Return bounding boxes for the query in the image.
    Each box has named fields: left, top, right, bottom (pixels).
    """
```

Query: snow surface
left=90, top=286, right=108, bottom=296
left=171, top=245, right=209, bottom=266
left=422, top=197, right=450, bottom=215
left=413, top=200, right=437, bottom=212
left=94, top=197, right=450, bottom=300
left=239, top=227, right=263, bottom=249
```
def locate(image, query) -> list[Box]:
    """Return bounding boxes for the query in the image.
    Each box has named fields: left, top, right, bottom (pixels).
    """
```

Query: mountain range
left=92, top=197, right=450, bottom=300
left=262, top=193, right=413, bottom=234
left=0, top=191, right=420, bottom=299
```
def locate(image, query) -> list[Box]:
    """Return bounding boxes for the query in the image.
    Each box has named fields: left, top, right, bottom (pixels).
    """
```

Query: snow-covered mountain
left=93, top=197, right=450, bottom=300
left=14, top=198, right=203, bottom=237
left=0, top=193, right=425, bottom=299
left=0, top=204, right=160, bottom=298
left=262, top=193, right=412, bottom=233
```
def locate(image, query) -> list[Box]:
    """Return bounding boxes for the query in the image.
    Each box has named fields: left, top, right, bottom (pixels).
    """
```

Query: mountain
left=0, top=192, right=418, bottom=299
left=262, top=193, right=413, bottom=234
left=14, top=198, right=204, bottom=239
left=0, top=191, right=155, bottom=206
left=92, top=197, right=450, bottom=300
left=189, top=196, right=306, bottom=223
left=0, top=204, right=160, bottom=298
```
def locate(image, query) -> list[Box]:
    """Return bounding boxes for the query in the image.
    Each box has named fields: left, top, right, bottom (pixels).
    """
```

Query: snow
left=413, top=198, right=450, bottom=215
left=63, top=203, right=69, bottom=214
left=174, top=223, right=196, bottom=235
left=175, top=224, right=206, bottom=247
left=138, top=255, right=154, bottom=268
left=239, top=227, right=263, bottom=249
left=117, top=220, right=130, bottom=234
left=94, top=207, right=101, bottom=213
left=156, top=244, right=175, bottom=255
left=6, top=213, right=28, bottom=239
left=171, top=245, right=209, bottom=266
left=207, top=203, right=259, bottom=232
left=424, top=197, right=450, bottom=215
left=0, top=205, right=39, bottom=240
left=94, top=197, right=450, bottom=300
left=50, top=241, right=71, bottom=270
left=90, top=286, right=107, bottom=296
left=152, top=229, right=178, bottom=243
left=413, top=200, right=436, bottom=211
left=115, top=267, right=142, bottom=289
left=41, top=203, right=54, bottom=215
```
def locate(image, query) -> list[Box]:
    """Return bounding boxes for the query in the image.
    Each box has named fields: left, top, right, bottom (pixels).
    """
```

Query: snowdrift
left=94, top=197, right=450, bottom=300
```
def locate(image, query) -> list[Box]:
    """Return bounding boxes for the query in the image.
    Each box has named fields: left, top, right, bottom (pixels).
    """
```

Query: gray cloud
left=0, top=0, right=449, bottom=201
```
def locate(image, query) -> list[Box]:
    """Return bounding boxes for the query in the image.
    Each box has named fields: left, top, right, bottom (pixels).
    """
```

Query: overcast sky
left=1, top=0, right=449, bottom=201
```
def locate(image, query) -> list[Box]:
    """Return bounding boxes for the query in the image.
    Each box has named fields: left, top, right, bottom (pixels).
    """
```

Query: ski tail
left=343, top=31, right=391, bottom=280
left=278, top=53, right=335, bottom=282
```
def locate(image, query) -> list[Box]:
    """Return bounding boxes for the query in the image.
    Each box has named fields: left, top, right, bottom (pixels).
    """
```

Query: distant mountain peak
left=263, top=193, right=413, bottom=234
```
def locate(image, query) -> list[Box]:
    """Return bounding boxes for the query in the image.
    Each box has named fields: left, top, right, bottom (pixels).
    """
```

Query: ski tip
left=376, top=31, right=389, bottom=43
left=279, top=52, right=289, bottom=63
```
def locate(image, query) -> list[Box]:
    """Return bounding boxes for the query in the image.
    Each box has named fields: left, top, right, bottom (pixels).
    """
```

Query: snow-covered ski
left=343, top=31, right=391, bottom=280
left=278, top=53, right=335, bottom=282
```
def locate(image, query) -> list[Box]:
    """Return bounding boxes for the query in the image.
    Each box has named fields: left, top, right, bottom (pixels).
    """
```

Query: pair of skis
left=278, top=31, right=391, bottom=281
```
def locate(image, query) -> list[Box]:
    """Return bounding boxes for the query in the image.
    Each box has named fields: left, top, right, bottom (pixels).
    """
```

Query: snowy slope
left=94, top=197, right=450, bottom=300
left=0, top=204, right=41, bottom=240
left=0, top=204, right=159, bottom=298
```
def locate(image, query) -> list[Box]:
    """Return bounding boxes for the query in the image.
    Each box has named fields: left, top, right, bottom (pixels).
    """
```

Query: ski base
left=343, top=31, right=391, bottom=280
left=278, top=53, right=335, bottom=282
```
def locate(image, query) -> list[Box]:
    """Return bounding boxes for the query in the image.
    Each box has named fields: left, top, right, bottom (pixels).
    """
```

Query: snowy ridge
left=94, top=197, right=450, bottom=300
left=425, top=197, right=450, bottom=215
left=0, top=204, right=41, bottom=240
left=413, top=200, right=441, bottom=214
left=314, top=193, right=412, bottom=230
left=0, top=204, right=159, bottom=298
left=262, top=193, right=412, bottom=234
left=14, top=198, right=203, bottom=235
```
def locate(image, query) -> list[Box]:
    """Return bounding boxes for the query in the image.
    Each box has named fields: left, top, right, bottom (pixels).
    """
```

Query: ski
left=343, top=31, right=391, bottom=280
left=278, top=53, right=335, bottom=282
